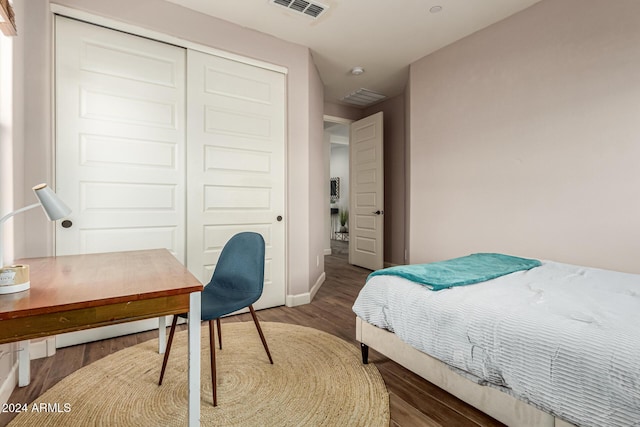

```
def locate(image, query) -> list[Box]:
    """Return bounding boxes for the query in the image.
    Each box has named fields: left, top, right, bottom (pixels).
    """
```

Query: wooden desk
left=0, top=249, right=203, bottom=426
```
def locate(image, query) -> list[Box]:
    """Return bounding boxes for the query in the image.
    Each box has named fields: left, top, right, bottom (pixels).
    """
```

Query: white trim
left=324, top=248, right=332, bottom=255
left=285, top=292, right=310, bottom=307
left=29, top=337, right=56, bottom=360
left=49, top=4, right=288, bottom=75
left=323, top=115, right=354, bottom=125
left=0, top=361, right=17, bottom=406
left=310, top=271, right=325, bottom=302
left=285, top=271, right=325, bottom=307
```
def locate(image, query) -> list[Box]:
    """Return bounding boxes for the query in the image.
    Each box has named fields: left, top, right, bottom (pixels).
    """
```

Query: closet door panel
left=187, top=50, right=286, bottom=309
left=55, top=16, right=186, bottom=260
left=54, top=16, right=186, bottom=347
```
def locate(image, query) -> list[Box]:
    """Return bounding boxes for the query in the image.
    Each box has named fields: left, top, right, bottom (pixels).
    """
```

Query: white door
left=349, top=112, right=384, bottom=271
left=186, top=50, right=286, bottom=309
left=55, top=17, right=186, bottom=346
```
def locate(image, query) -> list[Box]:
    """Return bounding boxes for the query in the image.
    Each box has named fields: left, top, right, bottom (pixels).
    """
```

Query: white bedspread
left=352, top=261, right=640, bottom=427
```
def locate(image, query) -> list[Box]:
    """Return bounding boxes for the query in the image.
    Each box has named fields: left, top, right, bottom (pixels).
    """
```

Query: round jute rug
left=9, top=322, right=389, bottom=427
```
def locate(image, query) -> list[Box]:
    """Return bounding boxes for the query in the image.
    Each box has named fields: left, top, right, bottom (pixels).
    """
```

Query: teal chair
left=158, top=232, right=273, bottom=406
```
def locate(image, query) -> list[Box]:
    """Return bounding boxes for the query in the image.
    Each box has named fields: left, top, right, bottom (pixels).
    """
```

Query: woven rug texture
left=9, top=321, right=389, bottom=426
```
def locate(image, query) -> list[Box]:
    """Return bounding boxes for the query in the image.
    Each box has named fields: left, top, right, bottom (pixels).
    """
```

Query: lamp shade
left=32, top=184, right=72, bottom=221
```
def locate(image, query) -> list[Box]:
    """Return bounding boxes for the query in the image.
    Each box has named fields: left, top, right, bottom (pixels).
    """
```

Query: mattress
left=352, top=260, right=640, bottom=427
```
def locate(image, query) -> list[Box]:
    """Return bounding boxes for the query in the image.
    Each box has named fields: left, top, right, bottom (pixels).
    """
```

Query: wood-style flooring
left=1, top=241, right=504, bottom=427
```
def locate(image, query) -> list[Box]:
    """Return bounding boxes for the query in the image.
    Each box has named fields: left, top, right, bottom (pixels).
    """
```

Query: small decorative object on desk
left=0, top=265, right=30, bottom=294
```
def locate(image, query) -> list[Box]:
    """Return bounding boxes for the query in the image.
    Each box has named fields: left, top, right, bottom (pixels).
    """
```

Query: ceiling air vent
left=270, top=0, right=328, bottom=19
left=341, top=88, right=387, bottom=107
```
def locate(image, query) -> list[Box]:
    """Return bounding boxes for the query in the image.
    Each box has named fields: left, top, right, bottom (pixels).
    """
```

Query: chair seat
left=178, top=285, right=261, bottom=321
left=202, top=285, right=262, bottom=320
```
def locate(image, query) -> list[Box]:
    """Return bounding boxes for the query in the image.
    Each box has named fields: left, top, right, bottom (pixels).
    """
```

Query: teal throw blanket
left=367, top=253, right=541, bottom=291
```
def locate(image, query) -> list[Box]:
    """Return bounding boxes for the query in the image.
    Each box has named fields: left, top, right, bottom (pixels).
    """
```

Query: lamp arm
left=0, top=203, right=41, bottom=268
left=0, top=203, right=41, bottom=225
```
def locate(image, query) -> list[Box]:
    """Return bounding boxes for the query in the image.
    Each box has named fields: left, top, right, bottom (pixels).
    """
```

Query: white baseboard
left=1, top=337, right=57, bottom=406
left=285, top=272, right=326, bottom=307
left=30, top=338, right=56, bottom=360
left=310, top=272, right=325, bottom=302
left=0, top=361, right=17, bottom=406
left=324, top=248, right=332, bottom=255
left=286, top=292, right=310, bottom=307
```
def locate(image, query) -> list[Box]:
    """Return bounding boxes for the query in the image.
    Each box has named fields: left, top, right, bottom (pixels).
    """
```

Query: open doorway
left=324, top=116, right=351, bottom=260
left=324, top=112, right=385, bottom=270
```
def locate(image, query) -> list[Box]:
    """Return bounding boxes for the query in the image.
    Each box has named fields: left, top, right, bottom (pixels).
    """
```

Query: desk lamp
left=0, top=183, right=71, bottom=294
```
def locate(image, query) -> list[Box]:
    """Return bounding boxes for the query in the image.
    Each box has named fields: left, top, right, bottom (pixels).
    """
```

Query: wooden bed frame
left=356, top=316, right=576, bottom=427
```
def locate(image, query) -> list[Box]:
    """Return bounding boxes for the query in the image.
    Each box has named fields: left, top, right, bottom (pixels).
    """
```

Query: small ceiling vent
left=270, top=0, right=328, bottom=19
left=341, top=88, right=387, bottom=107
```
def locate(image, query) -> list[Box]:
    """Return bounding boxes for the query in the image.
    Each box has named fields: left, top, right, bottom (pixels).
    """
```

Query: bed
left=353, top=254, right=640, bottom=427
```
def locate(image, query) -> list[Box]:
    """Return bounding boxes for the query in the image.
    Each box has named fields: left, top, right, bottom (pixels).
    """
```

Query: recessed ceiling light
left=430, top=5, right=443, bottom=13
left=350, top=67, right=365, bottom=76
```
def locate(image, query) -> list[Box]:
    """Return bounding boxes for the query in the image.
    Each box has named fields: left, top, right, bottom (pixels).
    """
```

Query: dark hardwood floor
left=1, top=241, right=504, bottom=427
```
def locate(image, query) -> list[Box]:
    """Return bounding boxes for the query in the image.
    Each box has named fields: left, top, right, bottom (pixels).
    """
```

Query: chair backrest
left=208, top=232, right=265, bottom=294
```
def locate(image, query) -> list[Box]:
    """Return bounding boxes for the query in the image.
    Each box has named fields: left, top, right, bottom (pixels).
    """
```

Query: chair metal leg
left=249, top=305, right=273, bottom=364
left=158, top=315, right=179, bottom=386
left=209, top=320, right=217, bottom=407
left=216, top=318, right=222, bottom=350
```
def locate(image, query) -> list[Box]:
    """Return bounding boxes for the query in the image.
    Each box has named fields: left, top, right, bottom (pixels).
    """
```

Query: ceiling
left=166, top=0, right=541, bottom=107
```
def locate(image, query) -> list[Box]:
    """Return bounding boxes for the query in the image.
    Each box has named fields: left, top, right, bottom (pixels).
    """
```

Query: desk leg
left=158, top=316, right=166, bottom=354
left=18, top=340, right=30, bottom=387
left=188, top=291, right=201, bottom=427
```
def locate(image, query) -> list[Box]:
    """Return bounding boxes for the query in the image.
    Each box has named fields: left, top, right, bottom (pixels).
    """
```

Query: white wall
left=409, top=0, right=640, bottom=273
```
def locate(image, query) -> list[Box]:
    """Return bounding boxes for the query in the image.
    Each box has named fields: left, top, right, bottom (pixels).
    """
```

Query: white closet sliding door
left=55, top=16, right=186, bottom=346
left=186, top=50, right=286, bottom=309
left=55, top=16, right=186, bottom=260
left=55, top=18, right=287, bottom=347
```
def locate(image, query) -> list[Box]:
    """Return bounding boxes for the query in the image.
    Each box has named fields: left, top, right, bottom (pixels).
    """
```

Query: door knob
left=61, top=220, right=73, bottom=228
left=372, top=210, right=384, bottom=215
left=276, top=215, right=283, bottom=222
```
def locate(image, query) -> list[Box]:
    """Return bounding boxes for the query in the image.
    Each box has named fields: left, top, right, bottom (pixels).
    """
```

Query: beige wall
left=324, top=101, right=362, bottom=122
left=364, top=94, right=406, bottom=266
left=18, top=0, right=323, bottom=298
left=0, top=0, right=26, bottom=405
left=408, top=0, right=640, bottom=273
left=17, top=0, right=52, bottom=262
left=308, top=56, right=326, bottom=289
